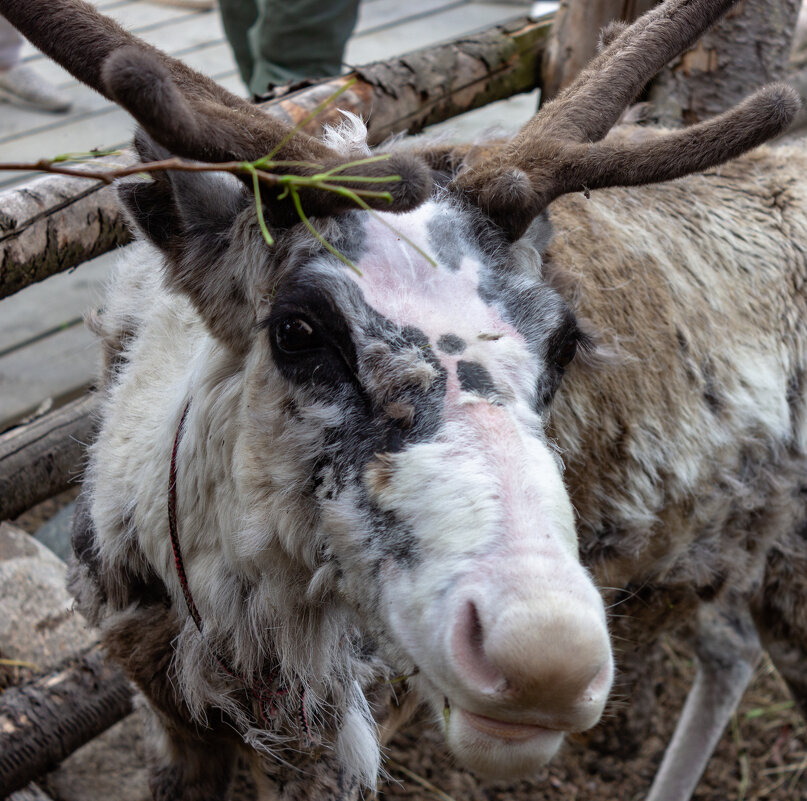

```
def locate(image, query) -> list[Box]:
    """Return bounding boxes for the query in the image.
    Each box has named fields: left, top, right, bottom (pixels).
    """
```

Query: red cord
left=167, top=399, right=288, bottom=719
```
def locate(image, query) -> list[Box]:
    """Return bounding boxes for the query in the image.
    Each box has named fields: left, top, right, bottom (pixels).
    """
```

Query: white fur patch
left=322, top=110, right=373, bottom=157
left=335, top=682, right=381, bottom=785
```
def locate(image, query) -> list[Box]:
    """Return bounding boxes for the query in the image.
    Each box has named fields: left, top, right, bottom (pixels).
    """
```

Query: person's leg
left=0, top=15, right=24, bottom=70
left=246, top=0, right=359, bottom=96
left=218, top=0, right=258, bottom=87
left=0, top=15, right=71, bottom=112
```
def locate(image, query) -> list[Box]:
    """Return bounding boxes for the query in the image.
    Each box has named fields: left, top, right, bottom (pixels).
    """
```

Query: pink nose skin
left=450, top=596, right=612, bottom=731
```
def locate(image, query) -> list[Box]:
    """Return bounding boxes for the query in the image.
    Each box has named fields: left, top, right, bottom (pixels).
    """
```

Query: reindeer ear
left=118, top=130, right=256, bottom=353
left=519, top=211, right=554, bottom=255
left=119, top=130, right=249, bottom=251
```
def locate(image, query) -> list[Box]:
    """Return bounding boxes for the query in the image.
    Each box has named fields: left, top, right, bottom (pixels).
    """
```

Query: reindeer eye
left=555, top=335, right=578, bottom=368
left=275, top=317, right=323, bottom=354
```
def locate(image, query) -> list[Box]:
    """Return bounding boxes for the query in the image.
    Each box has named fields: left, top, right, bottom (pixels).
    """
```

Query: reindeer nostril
left=451, top=600, right=506, bottom=693
left=468, top=601, right=484, bottom=654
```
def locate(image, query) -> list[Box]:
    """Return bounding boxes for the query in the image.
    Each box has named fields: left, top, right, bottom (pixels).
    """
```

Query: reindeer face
left=238, top=199, right=612, bottom=777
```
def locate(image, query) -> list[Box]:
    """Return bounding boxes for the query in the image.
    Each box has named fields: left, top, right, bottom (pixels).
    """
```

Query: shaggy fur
left=9, top=0, right=797, bottom=797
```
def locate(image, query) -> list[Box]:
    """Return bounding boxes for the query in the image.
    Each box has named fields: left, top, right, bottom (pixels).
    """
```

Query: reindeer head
left=6, top=0, right=797, bottom=782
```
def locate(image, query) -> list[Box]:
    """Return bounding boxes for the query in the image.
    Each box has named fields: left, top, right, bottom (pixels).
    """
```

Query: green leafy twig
left=243, top=162, right=275, bottom=246
left=286, top=182, right=360, bottom=273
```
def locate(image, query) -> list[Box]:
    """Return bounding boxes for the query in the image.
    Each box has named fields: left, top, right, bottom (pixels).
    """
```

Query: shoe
left=141, top=0, right=216, bottom=8
left=0, top=64, right=72, bottom=113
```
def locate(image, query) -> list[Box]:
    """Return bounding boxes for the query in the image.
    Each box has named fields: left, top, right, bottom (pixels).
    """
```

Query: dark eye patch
left=262, top=282, right=358, bottom=387
left=534, top=311, right=589, bottom=410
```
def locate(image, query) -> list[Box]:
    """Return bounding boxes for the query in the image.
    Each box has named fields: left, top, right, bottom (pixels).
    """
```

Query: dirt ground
left=378, top=641, right=806, bottom=801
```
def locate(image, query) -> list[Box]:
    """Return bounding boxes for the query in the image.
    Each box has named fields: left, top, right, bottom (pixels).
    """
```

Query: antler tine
left=555, top=83, right=800, bottom=200
left=0, top=0, right=430, bottom=217
left=534, top=0, right=738, bottom=144
left=452, top=0, right=800, bottom=241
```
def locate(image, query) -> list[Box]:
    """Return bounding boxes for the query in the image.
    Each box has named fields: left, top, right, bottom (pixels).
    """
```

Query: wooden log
left=0, top=394, right=97, bottom=522
left=0, top=153, right=137, bottom=300
left=0, top=647, right=134, bottom=798
left=541, top=0, right=655, bottom=102
left=0, top=15, right=552, bottom=300
left=7, top=783, right=57, bottom=801
left=262, top=15, right=552, bottom=144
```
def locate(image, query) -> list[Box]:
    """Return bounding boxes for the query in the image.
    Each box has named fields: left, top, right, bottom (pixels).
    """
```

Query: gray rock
left=0, top=522, right=151, bottom=801
left=0, top=522, right=95, bottom=670
left=33, top=500, right=77, bottom=563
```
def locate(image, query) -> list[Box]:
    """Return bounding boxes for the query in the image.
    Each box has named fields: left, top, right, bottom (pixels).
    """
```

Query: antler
left=451, top=0, right=800, bottom=241
left=0, top=0, right=430, bottom=217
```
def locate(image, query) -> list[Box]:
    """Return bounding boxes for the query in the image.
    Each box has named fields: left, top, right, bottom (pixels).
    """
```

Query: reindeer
left=2, top=0, right=805, bottom=799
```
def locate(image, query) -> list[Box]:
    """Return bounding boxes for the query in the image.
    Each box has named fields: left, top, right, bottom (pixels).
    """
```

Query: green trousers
left=219, top=0, right=360, bottom=96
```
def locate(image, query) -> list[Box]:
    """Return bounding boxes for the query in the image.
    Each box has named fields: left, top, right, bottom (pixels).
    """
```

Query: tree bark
left=0, top=647, right=134, bottom=797
left=0, top=15, right=552, bottom=300
left=7, top=784, right=57, bottom=801
left=543, top=0, right=801, bottom=123
left=647, top=0, right=801, bottom=125
left=0, top=394, right=96, bottom=521
left=541, top=0, right=655, bottom=102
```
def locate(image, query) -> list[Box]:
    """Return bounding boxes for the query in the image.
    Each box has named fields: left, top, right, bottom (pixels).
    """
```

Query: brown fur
left=539, top=144, right=807, bottom=718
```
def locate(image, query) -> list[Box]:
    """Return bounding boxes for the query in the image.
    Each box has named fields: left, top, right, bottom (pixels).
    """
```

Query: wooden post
left=542, top=0, right=802, bottom=124
left=0, top=394, right=96, bottom=521
left=541, top=0, right=655, bottom=102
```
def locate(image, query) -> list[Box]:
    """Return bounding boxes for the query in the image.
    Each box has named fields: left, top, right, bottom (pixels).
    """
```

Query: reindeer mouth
left=459, top=709, right=561, bottom=743
left=439, top=697, right=566, bottom=778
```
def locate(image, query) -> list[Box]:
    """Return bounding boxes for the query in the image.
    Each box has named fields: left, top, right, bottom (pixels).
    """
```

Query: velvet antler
left=451, top=0, right=800, bottom=241
left=0, top=0, right=430, bottom=217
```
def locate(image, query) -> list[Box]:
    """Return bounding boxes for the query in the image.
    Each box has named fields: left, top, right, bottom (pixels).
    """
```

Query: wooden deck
left=0, top=0, right=553, bottom=429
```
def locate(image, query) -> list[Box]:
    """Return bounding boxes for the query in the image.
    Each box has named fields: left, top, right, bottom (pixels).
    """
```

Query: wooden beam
left=0, top=647, right=133, bottom=798
left=7, top=784, right=57, bottom=801
left=0, top=394, right=96, bottom=522
left=0, top=14, right=552, bottom=299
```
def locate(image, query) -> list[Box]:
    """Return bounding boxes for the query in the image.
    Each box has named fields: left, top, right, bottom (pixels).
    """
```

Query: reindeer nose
left=450, top=596, right=611, bottom=724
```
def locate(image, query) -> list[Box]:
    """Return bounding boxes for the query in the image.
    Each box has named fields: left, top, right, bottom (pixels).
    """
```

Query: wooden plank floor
left=0, top=0, right=554, bottom=429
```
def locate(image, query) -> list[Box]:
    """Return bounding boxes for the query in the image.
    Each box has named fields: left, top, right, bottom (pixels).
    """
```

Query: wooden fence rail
left=0, top=394, right=97, bottom=521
